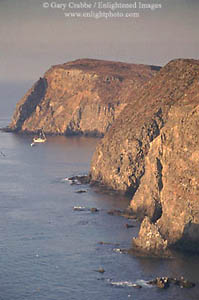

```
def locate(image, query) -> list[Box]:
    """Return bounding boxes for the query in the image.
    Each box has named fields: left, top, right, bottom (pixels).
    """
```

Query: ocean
left=0, top=82, right=199, bottom=300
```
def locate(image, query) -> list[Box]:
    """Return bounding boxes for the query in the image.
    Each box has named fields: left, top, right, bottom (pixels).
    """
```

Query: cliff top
left=9, top=58, right=160, bottom=135
left=49, top=58, right=161, bottom=80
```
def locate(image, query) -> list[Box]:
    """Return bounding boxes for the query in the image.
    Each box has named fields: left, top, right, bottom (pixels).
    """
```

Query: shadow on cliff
left=13, top=77, right=48, bottom=131
left=172, top=222, right=199, bottom=254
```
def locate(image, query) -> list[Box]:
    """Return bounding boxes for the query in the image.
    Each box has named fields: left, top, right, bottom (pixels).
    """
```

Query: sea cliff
left=8, top=59, right=159, bottom=136
left=8, top=57, right=199, bottom=255
left=90, top=59, right=199, bottom=254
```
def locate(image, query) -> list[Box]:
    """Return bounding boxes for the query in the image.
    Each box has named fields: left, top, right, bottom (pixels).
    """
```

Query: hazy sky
left=1, top=0, right=199, bottom=82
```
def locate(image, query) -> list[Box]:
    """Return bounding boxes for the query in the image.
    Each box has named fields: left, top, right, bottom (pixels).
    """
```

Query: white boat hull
left=33, top=138, right=46, bottom=143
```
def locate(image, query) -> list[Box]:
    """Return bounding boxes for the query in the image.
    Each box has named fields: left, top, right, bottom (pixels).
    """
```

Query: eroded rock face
left=132, top=217, right=169, bottom=256
left=90, top=58, right=199, bottom=253
left=9, top=59, right=158, bottom=136
left=132, top=70, right=199, bottom=253
left=90, top=59, right=198, bottom=191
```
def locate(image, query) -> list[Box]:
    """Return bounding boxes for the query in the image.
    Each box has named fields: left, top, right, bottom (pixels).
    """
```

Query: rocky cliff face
left=90, top=59, right=199, bottom=254
left=133, top=93, right=199, bottom=254
left=9, top=59, right=159, bottom=136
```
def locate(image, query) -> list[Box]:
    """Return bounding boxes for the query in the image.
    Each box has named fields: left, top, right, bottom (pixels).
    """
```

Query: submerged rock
left=73, top=206, right=86, bottom=211
left=132, top=284, right=142, bottom=289
left=0, top=151, right=6, bottom=157
left=107, top=209, right=123, bottom=216
left=73, top=206, right=99, bottom=213
left=75, top=190, right=87, bottom=194
left=113, top=248, right=128, bottom=254
left=90, top=207, right=99, bottom=213
left=68, top=175, right=90, bottom=185
left=107, top=208, right=136, bottom=219
left=95, top=267, right=105, bottom=273
left=98, top=241, right=120, bottom=246
left=176, top=277, right=196, bottom=288
left=125, top=223, right=135, bottom=229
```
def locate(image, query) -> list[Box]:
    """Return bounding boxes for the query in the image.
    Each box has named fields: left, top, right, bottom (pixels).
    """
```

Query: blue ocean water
left=0, top=85, right=199, bottom=300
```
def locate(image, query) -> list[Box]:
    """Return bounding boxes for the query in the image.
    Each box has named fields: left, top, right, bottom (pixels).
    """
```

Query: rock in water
left=90, top=58, right=199, bottom=254
left=155, top=277, right=170, bottom=289
left=132, top=217, right=170, bottom=257
left=90, top=208, right=99, bottom=213
left=96, top=268, right=105, bottom=273
left=75, top=190, right=87, bottom=194
left=147, top=276, right=195, bottom=289
left=8, top=59, right=158, bottom=136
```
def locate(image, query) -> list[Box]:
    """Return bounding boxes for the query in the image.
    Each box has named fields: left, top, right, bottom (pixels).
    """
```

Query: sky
left=0, top=0, right=199, bottom=83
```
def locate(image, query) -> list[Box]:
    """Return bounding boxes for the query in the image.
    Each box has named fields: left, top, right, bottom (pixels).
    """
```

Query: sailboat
left=31, top=129, right=47, bottom=146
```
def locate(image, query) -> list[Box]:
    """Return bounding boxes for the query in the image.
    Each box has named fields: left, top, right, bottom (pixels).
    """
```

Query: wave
left=107, top=279, right=153, bottom=288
